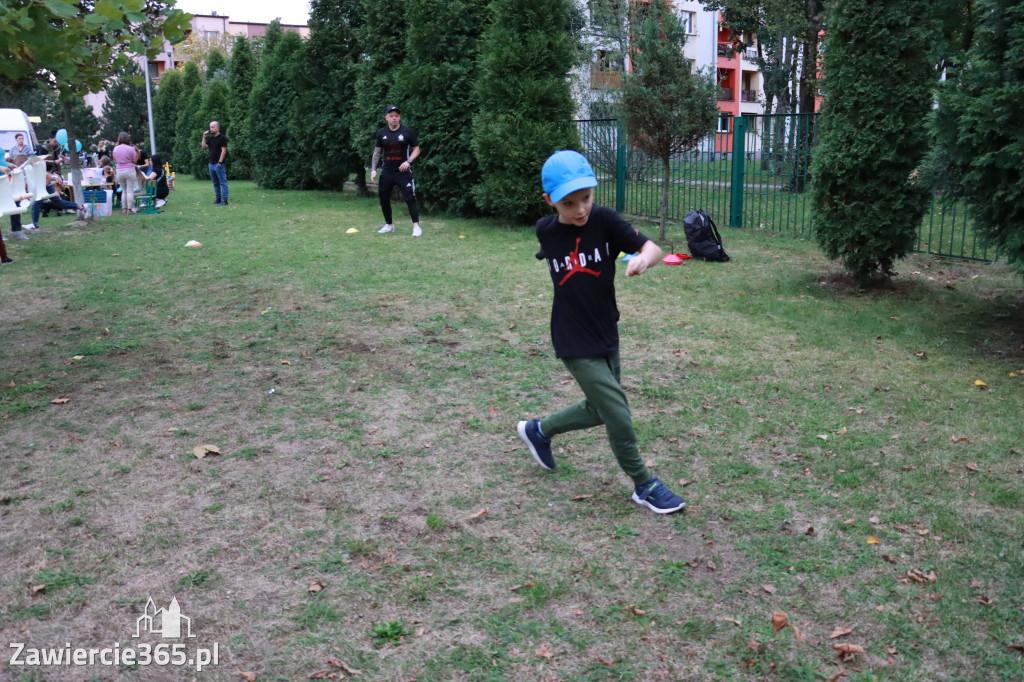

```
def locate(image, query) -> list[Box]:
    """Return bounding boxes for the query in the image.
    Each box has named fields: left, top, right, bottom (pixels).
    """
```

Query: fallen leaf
left=965, top=462, right=980, bottom=472
left=866, top=536, right=881, bottom=544
left=509, top=322, right=516, bottom=330
left=833, top=643, right=866, bottom=661
left=8, top=380, right=14, bottom=387
left=72, top=355, right=84, bottom=360
left=193, top=444, right=221, bottom=459
left=596, top=655, right=615, bottom=666
left=771, top=611, right=788, bottom=633
left=830, top=627, right=853, bottom=639
left=238, top=672, right=257, bottom=682
left=307, top=671, right=333, bottom=679
left=974, top=379, right=988, bottom=389
left=50, top=397, right=70, bottom=405
left=881, top=554, right=897, bottom=564
left=678, top=478, right=692, bottom=487
left=970, top=579, right=983, bottom=588
left=838, top=427, right=847, bottom=435
left=915, top=351, right=927, bottom=359
left=762, top=584, right=776, bottom=595
left=747, top=636, right=762, bottom=651
left=29, top=584, right=46, bottom=595
left=951, top=435, right=969, bottom=442
left=535, top=643, right=554, bottom=661
left=973, top=595, right=995, bottom=606
left=571, top=494, right=593, bottom=501
left=843, top=518, right=856, bottom=525
left=308, top=581, right=326, bottom=593
left=869, top=516, right=880, bottom=523
left=817, top=434, right=828, bottom=441
left=281, top=360, right=292, bottom=365
left=645, top=459, right=656, bottom=467
left=805, top=526, right=815, bottom=535
left=468, top=508, right=489, bottom=520
left=792, top=624, right=805, bottom=643
left=326, top=657, right=360, bottom=675
left=626, top=604, right=646, bottom=616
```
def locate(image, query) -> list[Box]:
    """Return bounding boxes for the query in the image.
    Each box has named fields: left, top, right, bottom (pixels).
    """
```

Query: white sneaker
left=412, top=225, right=422, bottom=237
left=23, top=223, right=38, bottom=231
left=11, top=231, right=29, bottom=240
left=155, top=199, right=166, bottom=208
left=378, top=224, right=395, bottom=233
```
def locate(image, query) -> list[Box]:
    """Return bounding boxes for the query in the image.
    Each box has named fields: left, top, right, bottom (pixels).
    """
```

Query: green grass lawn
left=1, top=177, right=1022, bottom=681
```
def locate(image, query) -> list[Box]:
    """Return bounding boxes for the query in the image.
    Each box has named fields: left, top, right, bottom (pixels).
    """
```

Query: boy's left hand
left=625, top=256, right=649, bottom=277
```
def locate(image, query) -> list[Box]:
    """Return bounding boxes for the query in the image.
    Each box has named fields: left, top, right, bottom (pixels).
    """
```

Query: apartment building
left=578, top=0, right=765, bottom=133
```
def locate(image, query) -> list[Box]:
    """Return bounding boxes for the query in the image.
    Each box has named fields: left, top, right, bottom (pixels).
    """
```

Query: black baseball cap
left=385, top=105, right=400, bottom=114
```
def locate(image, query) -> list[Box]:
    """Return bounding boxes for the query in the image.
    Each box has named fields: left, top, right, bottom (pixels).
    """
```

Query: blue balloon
left=56, top=129, right=68, bottom=147
left=75, top=140, right=83, bottom=152
left=0, top=152, right=7, bottom=168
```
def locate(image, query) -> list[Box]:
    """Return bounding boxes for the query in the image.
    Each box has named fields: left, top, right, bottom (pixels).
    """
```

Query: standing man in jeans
left=200, top=121, right=228, bottom=206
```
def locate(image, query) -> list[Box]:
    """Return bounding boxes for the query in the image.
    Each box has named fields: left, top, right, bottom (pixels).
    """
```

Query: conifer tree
left=619, top=0, right=718, bottom=240
left=228, top=36, right=256, bottom=180
left=248, top=31, right=313, bottom=189
left=206, top=49, right=228, bottom=80
left=810, top=0, right=942, bottom=286
left=350, top=0, right=407, bottom=167
left=100, top=63, right=149, bottom=141
left=306, top=0, right=366, bottom=192
left=471, top=0, right=582, bottom=223
left=172, top=62, right=202, bottom=176
left=152, top=68, right=183, bottom=160
left=929, top=0, right=1024, bottom=275
left=396, top=0, right=487, bottom=215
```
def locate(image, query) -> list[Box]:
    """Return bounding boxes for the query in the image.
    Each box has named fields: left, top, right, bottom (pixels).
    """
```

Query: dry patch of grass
left=1, top=178, right=1022, bottom=681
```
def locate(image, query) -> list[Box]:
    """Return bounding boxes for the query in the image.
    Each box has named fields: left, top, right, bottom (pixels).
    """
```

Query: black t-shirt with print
left=535, top=204, right=650, bottom=359
left=374, top=125, right=418, bottom=173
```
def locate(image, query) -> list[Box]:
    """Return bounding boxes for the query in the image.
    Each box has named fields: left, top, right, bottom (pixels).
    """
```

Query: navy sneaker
left=517, top=419, right=555, bottom=470
left=632, top=478, right=686, bottom=514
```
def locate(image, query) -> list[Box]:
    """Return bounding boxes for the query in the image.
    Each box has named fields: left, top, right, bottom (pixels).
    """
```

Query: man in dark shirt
left=370, top=105, right=421, bottom=236
left=200, top=121, right=228, bottom=206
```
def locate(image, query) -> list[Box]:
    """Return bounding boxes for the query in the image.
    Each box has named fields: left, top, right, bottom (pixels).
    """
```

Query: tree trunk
left=62, top=100, right=85, bottom=212
left=659, top=154, right=670, bottom=241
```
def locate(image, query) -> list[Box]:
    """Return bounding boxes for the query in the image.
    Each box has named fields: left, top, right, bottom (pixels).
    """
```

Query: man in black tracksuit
left=370, top=105, right=421, bottom=237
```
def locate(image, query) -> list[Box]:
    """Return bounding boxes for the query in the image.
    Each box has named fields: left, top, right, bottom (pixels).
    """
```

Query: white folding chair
left=24, top=156, right=58, bottom=203
left=0, top=172, right=31, bottom=217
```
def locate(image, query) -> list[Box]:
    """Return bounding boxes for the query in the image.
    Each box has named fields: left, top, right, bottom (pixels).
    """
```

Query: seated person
left=5, top=133, right=34, bottom=162
left=26, top=161, right=84, bottom=229
left=144, top=154, right=170, bottom=208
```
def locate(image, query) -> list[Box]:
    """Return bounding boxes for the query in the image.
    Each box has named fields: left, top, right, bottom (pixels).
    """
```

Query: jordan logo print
left=558, top=238, right=602, bottom=285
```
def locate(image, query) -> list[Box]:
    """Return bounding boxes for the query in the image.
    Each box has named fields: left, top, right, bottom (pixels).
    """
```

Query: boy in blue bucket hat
left=517, top=150, right=687, bottom=514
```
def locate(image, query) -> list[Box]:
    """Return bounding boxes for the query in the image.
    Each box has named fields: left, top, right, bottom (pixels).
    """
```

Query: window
left=147, top=63, right=159, bottom=81
left=717, top=114, right=732, bottom=133
left=203, top=30, right=220, bottom=39
left=680, top=11, right=696, bottom=34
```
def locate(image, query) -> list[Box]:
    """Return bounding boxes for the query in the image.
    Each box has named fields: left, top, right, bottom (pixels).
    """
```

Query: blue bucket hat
left=542, top=150, right=598, bottom=203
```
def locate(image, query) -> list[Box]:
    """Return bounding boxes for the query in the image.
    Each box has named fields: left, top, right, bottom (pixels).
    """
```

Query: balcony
left=717, top=42, right=736, bottom=57
left=744, top=48, right=758, bottom=60
left=718, top=87, right=733, bottom=101
left=590, top=70, right=622, bottom=90
left=741, top=89, right=758, bottom=102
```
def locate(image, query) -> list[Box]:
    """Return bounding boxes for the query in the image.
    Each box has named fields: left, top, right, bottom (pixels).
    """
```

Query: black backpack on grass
left=684, top=209, right=730, bottom=262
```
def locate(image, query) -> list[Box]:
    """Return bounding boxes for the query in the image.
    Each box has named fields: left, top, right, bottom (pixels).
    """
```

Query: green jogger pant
left=540, top=353, right=652, bottom=487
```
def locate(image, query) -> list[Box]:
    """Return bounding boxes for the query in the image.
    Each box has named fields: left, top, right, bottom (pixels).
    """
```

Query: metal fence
left=577, top=116, right=990, bottom=262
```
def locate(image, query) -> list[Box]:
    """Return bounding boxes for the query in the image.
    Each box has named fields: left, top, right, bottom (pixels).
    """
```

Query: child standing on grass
left=517, top=150, right=687, bottom=515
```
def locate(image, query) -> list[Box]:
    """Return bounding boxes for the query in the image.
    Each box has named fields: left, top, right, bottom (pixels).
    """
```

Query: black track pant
left=378, top=170, right=419, bottom=224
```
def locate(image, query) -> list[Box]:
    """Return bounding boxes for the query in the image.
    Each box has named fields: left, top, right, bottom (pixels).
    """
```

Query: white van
left=0, top=108, right=40, bottom=159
